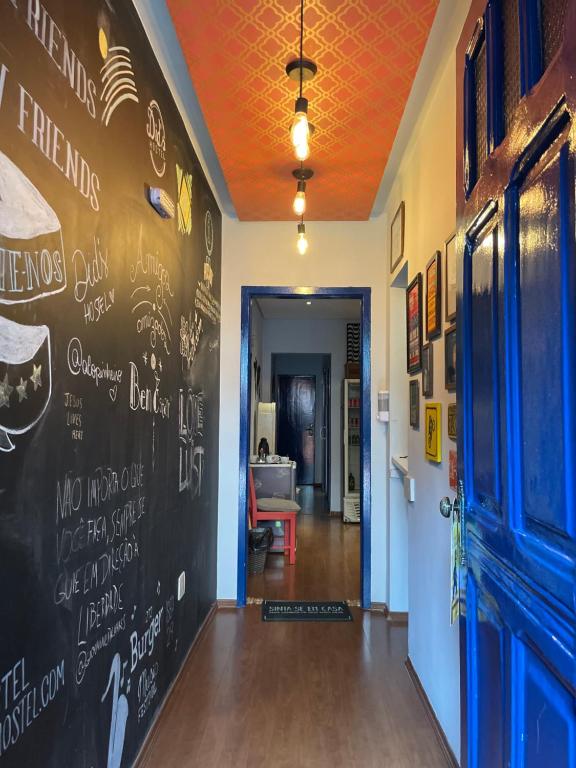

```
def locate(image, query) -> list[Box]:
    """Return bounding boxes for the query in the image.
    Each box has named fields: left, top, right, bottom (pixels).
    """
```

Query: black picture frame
left=422, top=343, right=433, bottom=398
left=425, top=250, right=442, bottom=340
left=406, top=273, right=423, bottom=374
left=445, top=326, right=457, bottom=391
left=390, top=201, right=405, bottom=273
left=409, top=379, right=420, bottom=428
left=445, top=233, right=456, bottom=323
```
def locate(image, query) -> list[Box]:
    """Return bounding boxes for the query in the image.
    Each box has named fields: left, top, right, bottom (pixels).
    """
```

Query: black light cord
left=299, top=0, right=304, bottom=98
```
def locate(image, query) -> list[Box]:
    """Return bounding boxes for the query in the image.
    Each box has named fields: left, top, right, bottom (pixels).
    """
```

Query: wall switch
left=177, top=571, right=186, bottom=600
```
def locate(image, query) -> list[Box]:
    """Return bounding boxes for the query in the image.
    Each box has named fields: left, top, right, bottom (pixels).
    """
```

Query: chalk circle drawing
left=176, top=164, right=192, bottom=236
left=101, top=653, right=129, bottom=768
left=0, top=151, right=67, bottom=304
left=146, top=100, right=166, bottom=177
left=0, top=316, right=51, bottom=452
left=99, top=28, right=139, bottom=127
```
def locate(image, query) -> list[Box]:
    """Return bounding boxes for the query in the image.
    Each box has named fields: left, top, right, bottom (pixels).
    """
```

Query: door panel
left=458, top=2, right=576, bottom=766
left=277, top=375, right=315, bottom=485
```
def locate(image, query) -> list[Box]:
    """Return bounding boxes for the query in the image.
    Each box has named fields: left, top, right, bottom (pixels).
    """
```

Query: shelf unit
left=343, top=378, right=361, bottom=523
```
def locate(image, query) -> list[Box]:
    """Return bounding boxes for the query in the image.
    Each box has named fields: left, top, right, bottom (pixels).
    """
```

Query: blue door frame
left=237, top=286, right=372, bottom=608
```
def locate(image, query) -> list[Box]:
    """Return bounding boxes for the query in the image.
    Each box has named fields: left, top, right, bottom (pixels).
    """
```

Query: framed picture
left=422, top=343, right=433, bottom=398
left=426, top=250, right=442, bottom=339
left=424, top=403, right=442, bottom=463
left=406, top=273, right=423, bottom=374
left=449, top=449, right=458, bottom=491
left=445, top=326, right=457, bottom=391
left=409, top=379, right=419, bottom=428
left=445, top=234, right=456, bottom=323
left=390, top=201, right=405, bottom=273
left=447, top=403, right=457, bottom=440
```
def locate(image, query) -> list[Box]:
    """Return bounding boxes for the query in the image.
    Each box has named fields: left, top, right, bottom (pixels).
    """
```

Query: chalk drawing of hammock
left=100, top=46, right=139, bottom=127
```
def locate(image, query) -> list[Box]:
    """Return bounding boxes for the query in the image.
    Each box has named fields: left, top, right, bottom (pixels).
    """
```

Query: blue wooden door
left=457, top=2, right=576, bottom=765
left=277, top=375, right=315, bottom=484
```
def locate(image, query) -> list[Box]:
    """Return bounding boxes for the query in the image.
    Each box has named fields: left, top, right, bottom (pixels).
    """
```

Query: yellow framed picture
left=425, top=403, right=442, bottom=462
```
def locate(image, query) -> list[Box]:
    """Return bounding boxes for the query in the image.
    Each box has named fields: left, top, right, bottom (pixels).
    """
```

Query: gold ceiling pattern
left=167, top=0, right=439, bottom=220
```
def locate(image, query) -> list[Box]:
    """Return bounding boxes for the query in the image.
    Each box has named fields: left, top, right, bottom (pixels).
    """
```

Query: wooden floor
left=139, top=488, right=451, bottom=768
left=248, top=486, right=361, bottom=601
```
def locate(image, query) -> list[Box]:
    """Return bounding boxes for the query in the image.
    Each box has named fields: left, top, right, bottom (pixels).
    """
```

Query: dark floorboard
left=139, top=488, right=450, bottom=767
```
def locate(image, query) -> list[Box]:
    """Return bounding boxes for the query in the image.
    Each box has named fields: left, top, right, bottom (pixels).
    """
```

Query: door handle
left=320, top=426, right=327, bottom=440
left=439, top=497, right=454, bottom=518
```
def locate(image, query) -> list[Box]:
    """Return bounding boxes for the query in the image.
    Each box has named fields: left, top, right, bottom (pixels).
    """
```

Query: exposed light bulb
left=297, top=222, right=308, bottom=256
left=291, top=97, right=310, bottom=161
left=293, top=181, right=306, bottom=216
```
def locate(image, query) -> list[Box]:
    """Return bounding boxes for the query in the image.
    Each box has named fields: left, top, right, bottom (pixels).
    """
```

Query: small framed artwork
left=406, top=273, right=423, bottom=374
left=445, top=234, right=456, bottom=323
left=390, top=201, right=405, bottom=273
left=447, top=403, right=457, bottom=440
left=422, top=343, right=433, bottom=398
left=426, top=250, right=442, bottom=340
left=445, top=326, right=457, bottom=391
left=449, top=449, right=458, bottom=491
left=424, top=403, right=442, bottom=463
left=409, top=379, right=419, bottom=428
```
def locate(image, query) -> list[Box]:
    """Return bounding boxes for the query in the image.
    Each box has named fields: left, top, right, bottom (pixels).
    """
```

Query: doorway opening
left=237, top=287, right=371, bottom=608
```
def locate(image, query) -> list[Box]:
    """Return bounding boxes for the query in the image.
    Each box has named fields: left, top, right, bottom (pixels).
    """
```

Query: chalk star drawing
left=30, top=364, right=42, bottom=391
left=0, top=374, right=13, bottom=408
left=16, top=378, right=28, bottom=402
left=176, top=164, right=192, bottom=235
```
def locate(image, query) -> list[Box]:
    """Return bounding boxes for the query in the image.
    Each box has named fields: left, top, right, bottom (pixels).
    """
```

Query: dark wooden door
left=277, top=375, right=315, bottom=485
left=456, top=2, right=576, bottom=766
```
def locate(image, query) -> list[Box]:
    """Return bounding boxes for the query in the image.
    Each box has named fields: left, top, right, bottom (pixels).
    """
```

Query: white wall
left=217, top=220, right=389, bottom=604
left=387, top=276, right=409, bottom=614
left=261, top=318, right=352, bottom=507
left=382, top=0, right=471, bottom=756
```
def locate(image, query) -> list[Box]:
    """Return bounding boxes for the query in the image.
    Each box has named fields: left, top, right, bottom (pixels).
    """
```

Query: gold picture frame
left=424, top=403, right=442, bottom=463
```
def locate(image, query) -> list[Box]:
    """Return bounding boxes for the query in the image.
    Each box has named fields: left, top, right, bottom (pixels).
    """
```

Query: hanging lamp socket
left=286, top=58, right=318, bottom=82
left=292, top=168, right=314, bottom=182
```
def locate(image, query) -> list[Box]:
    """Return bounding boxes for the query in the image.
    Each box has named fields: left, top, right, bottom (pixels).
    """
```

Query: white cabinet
left=343, top=379, right=361, bottom=523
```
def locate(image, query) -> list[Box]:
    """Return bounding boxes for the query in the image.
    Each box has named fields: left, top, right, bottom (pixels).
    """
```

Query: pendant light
left=297, top=220, right=309, bottom=255
left=289, top=0, right=315, bottom=162
left=292, top=167, right=313, bottom=216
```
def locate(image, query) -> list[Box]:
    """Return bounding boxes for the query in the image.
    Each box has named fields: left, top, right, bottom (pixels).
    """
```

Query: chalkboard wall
left=0, top=1, right=221, bottom=766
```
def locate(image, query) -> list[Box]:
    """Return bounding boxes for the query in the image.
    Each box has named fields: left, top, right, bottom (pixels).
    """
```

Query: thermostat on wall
left=148, top=187, right=175, bottom=219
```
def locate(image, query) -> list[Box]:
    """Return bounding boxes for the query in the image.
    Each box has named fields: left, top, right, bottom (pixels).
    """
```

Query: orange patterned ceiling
left=166, top=0, right=439, bottom=220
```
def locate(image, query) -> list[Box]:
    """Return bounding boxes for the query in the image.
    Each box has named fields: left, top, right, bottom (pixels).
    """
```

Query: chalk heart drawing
left=0, top=151, right=67, bottom=304
left=98, top=27, right=139, bottom=127
left=109, top=384, right=118, bottom=402
left=0, top=316, right=52, bottom=452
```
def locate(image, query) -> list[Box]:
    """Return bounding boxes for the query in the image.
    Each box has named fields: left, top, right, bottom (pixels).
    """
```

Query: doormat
left=262, top=600, right=353, bottom=622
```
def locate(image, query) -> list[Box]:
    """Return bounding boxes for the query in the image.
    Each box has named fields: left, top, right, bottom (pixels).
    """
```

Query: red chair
left=248, top=468, right=300, bottom=565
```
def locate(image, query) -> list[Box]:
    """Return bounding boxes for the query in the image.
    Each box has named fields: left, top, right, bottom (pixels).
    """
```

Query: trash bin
left=248, top=527, right=273, bottom=575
